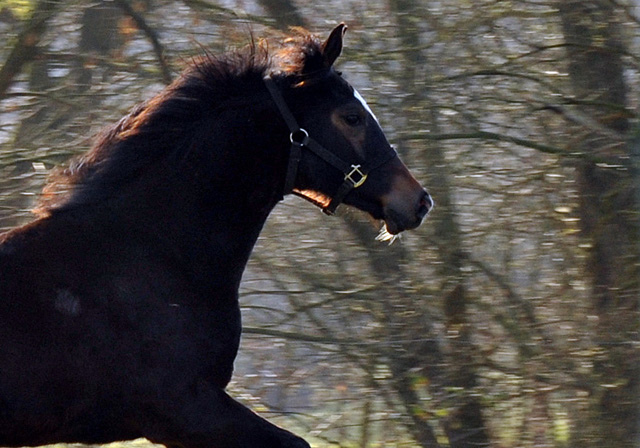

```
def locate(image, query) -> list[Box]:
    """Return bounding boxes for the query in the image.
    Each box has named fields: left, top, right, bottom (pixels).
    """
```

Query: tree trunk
left=385, top=1, right=490, bottom=446
left=256, top=0, right=306, bottom=30
left=346, top=219, right=443, bottom=448
left=557, top=2, right=639, bottom=447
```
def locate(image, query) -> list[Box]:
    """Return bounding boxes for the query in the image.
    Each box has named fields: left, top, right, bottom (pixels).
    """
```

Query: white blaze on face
left=353, top=88, right=380, bottom=124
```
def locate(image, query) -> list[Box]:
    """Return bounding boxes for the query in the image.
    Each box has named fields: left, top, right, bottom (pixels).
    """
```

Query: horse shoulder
left=0, top=213, right=241, bottom=379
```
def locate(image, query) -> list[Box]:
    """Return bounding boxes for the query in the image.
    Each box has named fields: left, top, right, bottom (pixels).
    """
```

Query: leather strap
left=264, top=76, right=397, bottom=213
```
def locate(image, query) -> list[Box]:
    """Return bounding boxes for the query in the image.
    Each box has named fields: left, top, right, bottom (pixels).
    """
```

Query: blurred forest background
left=1, top=0, right=639, bottom=447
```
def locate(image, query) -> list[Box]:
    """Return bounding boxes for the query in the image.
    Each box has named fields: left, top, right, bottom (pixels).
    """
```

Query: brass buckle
left=345, top=165, right=367, bottom=188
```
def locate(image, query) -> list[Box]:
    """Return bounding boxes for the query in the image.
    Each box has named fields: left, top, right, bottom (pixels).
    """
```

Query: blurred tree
left=0, top=0, right=60, bottom=98
left=345, top=219, right=443, bottom=448
left=256, top=0, right=306, bottom=30
left=0, top=0, right=62, bottom=230
left=387, top=1, right=490, bottom=446
left=558, top=1, right=639, bottom=447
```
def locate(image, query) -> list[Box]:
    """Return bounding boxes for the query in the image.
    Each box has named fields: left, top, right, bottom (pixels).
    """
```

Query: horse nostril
left=417, top=191, right=433, bottom=219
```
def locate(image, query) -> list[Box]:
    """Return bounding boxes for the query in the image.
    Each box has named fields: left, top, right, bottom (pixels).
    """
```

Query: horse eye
left=343, top=114, right=362, bottom=126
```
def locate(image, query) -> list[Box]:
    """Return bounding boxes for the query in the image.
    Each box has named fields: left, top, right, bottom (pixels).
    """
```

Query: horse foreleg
left=143, top=384, right=310, bottom=448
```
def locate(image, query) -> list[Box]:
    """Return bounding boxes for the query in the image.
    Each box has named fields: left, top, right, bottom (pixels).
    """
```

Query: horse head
left=268, top=24, right=432, bottom=236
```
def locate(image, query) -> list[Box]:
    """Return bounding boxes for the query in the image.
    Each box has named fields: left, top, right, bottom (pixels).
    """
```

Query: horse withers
left=0, top=24, right=431, bottom=448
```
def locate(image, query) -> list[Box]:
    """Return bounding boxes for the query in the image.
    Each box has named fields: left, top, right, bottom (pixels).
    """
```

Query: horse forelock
left=271, top=30, right=324, bottom=77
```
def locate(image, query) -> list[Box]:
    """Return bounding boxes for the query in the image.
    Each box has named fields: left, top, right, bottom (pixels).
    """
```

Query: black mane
left=36, top=31, right=326, bottom=216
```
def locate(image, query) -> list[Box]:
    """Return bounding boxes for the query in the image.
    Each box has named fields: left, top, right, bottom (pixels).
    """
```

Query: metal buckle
left=290, top=128, right=309, bottom=146
left=345, top=164, right=368, bottom=188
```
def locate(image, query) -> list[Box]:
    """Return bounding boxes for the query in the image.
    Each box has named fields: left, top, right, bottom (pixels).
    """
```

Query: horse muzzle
left=381, top=163, right=433, bottom=235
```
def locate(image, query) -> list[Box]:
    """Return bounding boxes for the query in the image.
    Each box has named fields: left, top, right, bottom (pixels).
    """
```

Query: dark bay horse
left=0, top=24, right=431, bottom=448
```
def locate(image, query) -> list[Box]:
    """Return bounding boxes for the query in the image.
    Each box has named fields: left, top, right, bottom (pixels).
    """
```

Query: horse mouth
left=376, top=212, right=424, bottom=244
left=382, top=209, right=423, bottom=235
left=382, top=190, right=433, bottom=235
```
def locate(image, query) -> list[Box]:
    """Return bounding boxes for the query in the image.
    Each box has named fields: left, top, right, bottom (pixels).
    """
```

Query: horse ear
left=322, top=23, right=347, bottom=68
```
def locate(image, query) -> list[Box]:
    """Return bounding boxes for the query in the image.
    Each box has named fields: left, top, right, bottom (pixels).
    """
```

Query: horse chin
left=341, top=197, right=409, bottom=237
left=375, top=222, right=402, bottom=244
left=379, top=217, right=399, bottom=235
left=382, top=207, right=423, bottom=235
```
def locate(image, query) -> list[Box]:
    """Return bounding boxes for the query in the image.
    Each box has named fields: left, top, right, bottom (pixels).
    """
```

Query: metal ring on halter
left=289, top=128, right=309, bottom=146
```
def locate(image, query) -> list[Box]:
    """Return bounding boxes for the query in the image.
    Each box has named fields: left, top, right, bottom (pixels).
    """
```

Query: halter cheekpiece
left=263, top=76, right=397, bottom=215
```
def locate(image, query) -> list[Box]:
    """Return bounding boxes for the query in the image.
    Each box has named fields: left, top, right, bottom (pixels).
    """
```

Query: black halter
left=264, top=76, right=397, bottom=215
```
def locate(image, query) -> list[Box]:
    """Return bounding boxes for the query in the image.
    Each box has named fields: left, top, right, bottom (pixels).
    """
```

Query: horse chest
left=2, top=235, right=244, bottom=388
left=86, top=268, right=243, bottom=374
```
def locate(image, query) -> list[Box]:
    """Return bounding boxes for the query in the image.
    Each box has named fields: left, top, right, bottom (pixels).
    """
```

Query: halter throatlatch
left=264, top=76, right=397, bottom=215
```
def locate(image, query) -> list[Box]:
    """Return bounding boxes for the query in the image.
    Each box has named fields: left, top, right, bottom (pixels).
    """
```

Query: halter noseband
left=264, top=76, right=397, bottom=215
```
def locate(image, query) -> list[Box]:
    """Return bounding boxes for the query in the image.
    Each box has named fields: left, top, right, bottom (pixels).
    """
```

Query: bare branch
left=242, top=326, right=357, bottom=345
left=405, top=130, right=633, bottom=167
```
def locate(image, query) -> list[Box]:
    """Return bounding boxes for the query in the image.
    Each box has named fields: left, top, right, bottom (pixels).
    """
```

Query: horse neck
left=112, top=125, right=286, bottom=289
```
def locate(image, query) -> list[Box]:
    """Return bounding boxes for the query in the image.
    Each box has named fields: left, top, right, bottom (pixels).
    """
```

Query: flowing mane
left=36, top=31, right=326, bottom=217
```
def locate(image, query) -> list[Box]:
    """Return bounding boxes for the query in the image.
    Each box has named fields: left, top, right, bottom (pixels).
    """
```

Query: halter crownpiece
left=263, top=76, right=397, bottom=215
